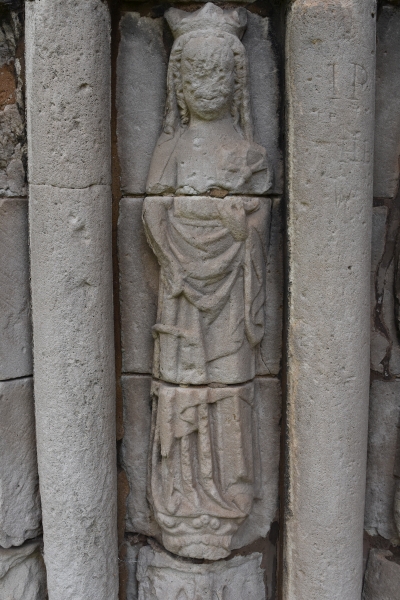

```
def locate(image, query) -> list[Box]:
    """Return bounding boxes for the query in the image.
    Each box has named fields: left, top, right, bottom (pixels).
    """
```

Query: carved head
left=163, top=3, right=253, bottom=140
left=181, top=37, right=235, bottom=121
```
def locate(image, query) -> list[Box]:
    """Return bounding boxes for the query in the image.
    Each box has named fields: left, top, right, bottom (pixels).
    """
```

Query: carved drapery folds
left=142, top=3, right=273, bottom=560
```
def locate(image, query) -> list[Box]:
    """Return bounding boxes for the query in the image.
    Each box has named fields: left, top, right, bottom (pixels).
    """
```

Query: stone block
left=258, top=197, right=283, bottom=376
left=232, top=377, right=281, bottom=549
left=117, top=10, right=281, bottom=196
left=117, top=13, right=167, bottom=196
left=120, top=374, right=280, bottom=551
left=0, top=541, right=47, bottom=600
left=285, top=1, right=376, bottom=598
left=25, top=0, right=111, bottom=188
left=370, top=206, right=389, bottom=374
left=29, top=183, right=118, bottom=599
left=369, top=203, right=400, bottom=376
left=363, top=549, right=400, bottom=600
left=120, top=375, right=160, bottom=538
left=374, top=6, right=400, bottom=199
left=137, top=546, right=265, bottom=600
left=0, top=198, right=32, bottom=380
left=119, top=198, right=159, bottom=375
left=120, top=540, right=142, bottom=600
left=0, top=10, right=26, bottom=198
left=119, top=197, right=282, bottom=376
left=365, top=380, right=400, bottom=542
left=0, top=377, right=41, bottom=548
left=242, top=12, right=282, bottom=194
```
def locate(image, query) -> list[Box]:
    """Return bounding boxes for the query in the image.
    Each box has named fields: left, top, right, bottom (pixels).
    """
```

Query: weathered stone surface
left=285, top=1, right=376, bottom=599
left=0, top=377, right=40, bottom=548
left=258, top=197, right=283, bottom=376
left=232, top=377, right=281, bottom=549
left=365, top=380, right=400, bottom=542
left=118, top=6, right=281, bottom=196
left=363, top=549, right=400, bottom=600
left=143, top=195, right=271, bottom=386
left=121, top=540, right=142, bottom=600
left=374, top=6, right=400, bottom=200
left=146, top=6, right=272, bottom=196
left=28, top=184, right=118, bottom=599
left=242, top=12, right=282, bottom=194
left=119, top=198, right=159, bottom=375
left=370, top=201, right=400, bottom=376
left=0, top=541, right=47, bottom=600
left=117, top=14, right=167, bottom=196
left=25, top=0, right=111, bottom=188
left=137, top=546, right=266, bottom=600
left=0, top=197, right=32, bottom=380
left=119, top=197, right=282, bottom=377
left=370, top=205, right=389, bottom=374
left=120, top=375, right=160, bottom=538
left=0, top=9, right=26, bottom=197
left=150, top=381, right=257, bottom=559
left=121, top=375, right=280, bottom=553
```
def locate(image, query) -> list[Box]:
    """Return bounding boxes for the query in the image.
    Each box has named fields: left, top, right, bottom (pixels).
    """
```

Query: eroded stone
left=365, top=380, right=400, bottom=542
left=25, top=0, right=111, bottom=188
left=121, top=375, right=280, bottom=553
left=0, top=377, right=40, bottom=548
left=146, top=6, right=272, bottom=196
left=119, top=198, right=159, bottom=375
left=117, top=14, right=167, bottom=196
left=258, top=197, right=283, bottom=376
left=0, top=541, right=47, bottom=600
left=143, top=196, right=271, bottom=386
left=374, top=5, right=400, bottom=200
left=0, top=198, right=32, bottom=380
left=242, top=12, right=282, bottom=194
left=363, top=549, right=400, bottom=600
left=119, top=197, right=282, bottom=377
left=285, top=0, right=376, bottom=598
left=0, top=9, right=26, bottom=198
left=117, top=6, right=281, bottom=196
left=29, top=183, right=118, bottom=599
left=120, top=375, right=161, bottom=538
left=137, top=546, right=266, bottom=600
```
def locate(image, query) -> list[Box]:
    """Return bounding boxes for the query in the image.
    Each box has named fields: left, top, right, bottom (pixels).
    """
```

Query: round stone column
left=26, top=1, right=118, bottom=598
left=284, top=1, right=376, bottom=598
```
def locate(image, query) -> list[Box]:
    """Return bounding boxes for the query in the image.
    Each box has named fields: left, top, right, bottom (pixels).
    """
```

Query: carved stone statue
left=143, top=3, right=272, bottom=560
left=146, top=3, right=272, bottom=196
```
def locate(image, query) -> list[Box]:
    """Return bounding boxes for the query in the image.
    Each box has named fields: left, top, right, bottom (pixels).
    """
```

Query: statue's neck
left=188, top=113, right=238, bottom=137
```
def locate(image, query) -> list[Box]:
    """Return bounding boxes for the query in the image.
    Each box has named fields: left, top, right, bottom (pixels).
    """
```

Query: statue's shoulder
left=146, top=127, right=184, bottom=195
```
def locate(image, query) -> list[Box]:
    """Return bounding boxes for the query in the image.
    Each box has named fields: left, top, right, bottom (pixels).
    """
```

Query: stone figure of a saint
left=142, top=3, right=272, bottom=559
left=146, top=3, right=272, bottom=196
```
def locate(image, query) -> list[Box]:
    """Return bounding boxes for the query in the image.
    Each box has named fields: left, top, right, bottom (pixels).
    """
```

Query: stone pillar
left=285, top=1, right=376, bottom=599
left=25, top=2, right=118, bottom=599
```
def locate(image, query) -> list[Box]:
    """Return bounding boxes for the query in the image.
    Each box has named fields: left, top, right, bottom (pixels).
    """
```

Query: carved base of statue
left=149, top=381, right=257, bottom=559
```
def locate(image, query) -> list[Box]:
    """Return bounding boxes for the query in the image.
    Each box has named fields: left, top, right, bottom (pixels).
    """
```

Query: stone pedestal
left=26, top=1, right=118, bottom=598
left=285, top=1, right=376, bottom=598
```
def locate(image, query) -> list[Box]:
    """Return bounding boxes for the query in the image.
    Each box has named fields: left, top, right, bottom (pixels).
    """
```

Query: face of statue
left=181, top=37, right=235, bottom=122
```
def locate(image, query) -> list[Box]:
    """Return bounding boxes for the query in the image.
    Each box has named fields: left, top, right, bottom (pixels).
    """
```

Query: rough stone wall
left=0, top=1, right=46, bottom=597
left=364, top=2, right=400, bottom=596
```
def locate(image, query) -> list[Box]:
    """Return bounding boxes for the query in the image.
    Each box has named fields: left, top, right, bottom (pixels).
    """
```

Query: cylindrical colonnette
left=26, top=1, right=118, bottom=598
left=284, top=1, right=376, bottom=599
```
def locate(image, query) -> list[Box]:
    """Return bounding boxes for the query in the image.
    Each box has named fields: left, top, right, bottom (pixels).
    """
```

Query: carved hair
left=163, top=31, right=254, bottom=141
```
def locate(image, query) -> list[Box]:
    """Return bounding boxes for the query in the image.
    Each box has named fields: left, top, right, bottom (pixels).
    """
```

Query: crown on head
left=165, top=2, right=247, bottom=41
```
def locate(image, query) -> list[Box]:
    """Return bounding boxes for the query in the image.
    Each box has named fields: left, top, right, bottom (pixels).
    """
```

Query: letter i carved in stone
left=143, top=3, right=273, bottom=560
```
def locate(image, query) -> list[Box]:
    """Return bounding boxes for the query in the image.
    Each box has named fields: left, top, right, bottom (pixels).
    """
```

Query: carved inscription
left=142, top=3, right=273, bottom=559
